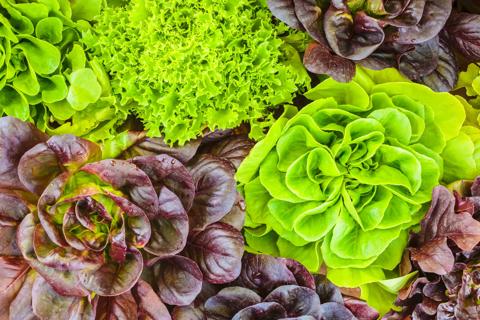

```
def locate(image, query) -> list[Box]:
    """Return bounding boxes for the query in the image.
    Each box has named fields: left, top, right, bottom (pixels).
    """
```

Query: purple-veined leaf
left=293, top=0, right=325, bottom=44
left=32, top=276, right=96, bottom=320
left=231, top=302, right=287, bottom=320
left=303, top=42, right=356, bottom=82
left=18, top=213, right=90, bottom=297
left=79, top=247, right=143, bottom=296
left=410, top=186, right=480, bottom=274
left=124, top=137, right=201, bottom=164
left=264, top=285, right=322, bottom=318
left=417, top=37, right=458, bottom=92
left=107, top=193, right=151, bottom=249
left=314, top=275, right=343, bottom=304
left=0, top=255, right=30, bottom=317
left=204, top=287, right=261, bottom=320
left=324, top=6, right=385, bottom=60
left=8, top=270, right=36, bottom=320
left=153, top=255, right=203, bottom=306
left=398, top=35, right=440, bottom=81
left=132, top=155, right=195, bottom=212
left=33, top=224, right=104, bottom=271
left=446, top=11, right=480, bottom=61
left=384, top=0, right=425, bottom=27
left=219, top=192, right=245, bottom=231
left=0, top=116, right=48, bottom=191
left=144, top=186, right=188, bottom=257
left=171, top=305, right=206, bottom=320
left=131, top=279, right=171, bottom=320
left=188, top=155, right=237, bottom=231
left=204, top=135, right=255, bottom=170
left=18, top=135, right=101, bottom=195
left=395, top=0, right=452, bottom=44
left=96, top=292, right=137, bottom=320
left=237, top=254, right=298, bottom=296
left=319, top=302, right=356, bottom=320
left=343, top=297, right=379, bottom=320
left=267, top=0, right=304, bottom=30
left=184, top=222, right=244, bottom=284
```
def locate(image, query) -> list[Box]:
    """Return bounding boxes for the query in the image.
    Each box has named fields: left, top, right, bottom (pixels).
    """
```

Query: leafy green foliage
left=236, top=67, right=479, bottom=314
left=0, top=0, right=127, bottom=142
left=84, top=0, right=311, bottom=145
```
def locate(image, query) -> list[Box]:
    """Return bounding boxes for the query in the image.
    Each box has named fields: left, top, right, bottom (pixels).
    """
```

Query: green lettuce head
left=236, top=67, right=479, bottom=313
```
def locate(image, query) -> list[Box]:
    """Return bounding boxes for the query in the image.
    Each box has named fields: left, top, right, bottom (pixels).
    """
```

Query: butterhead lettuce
left=236, top=67, right=480, bottom=313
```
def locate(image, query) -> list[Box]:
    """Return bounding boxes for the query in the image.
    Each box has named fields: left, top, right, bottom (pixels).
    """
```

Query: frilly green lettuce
left=236, top=67, right=480, bottom=314
left=84, top=0, right=310, bottom=145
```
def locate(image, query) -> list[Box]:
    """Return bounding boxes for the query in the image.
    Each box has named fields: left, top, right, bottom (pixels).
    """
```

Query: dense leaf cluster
left=0, top=0, right=126, bottom=141
left=0, top=117, right=252, bottom=319
left=236, top=67, right=480, bottom=313
left=268, top=0, right=480, bottom=92
left=384, top=179, right=480, bottom=319
left=84, top=0, right=311, bottom=145
left=173, top=253, right=380, bottom=320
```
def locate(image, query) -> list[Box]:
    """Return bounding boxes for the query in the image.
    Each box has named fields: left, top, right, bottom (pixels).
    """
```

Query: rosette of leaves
left=268, top=0, right=480, bottom=92
left=0, top=117, right=250, bottom=319
left=172, top=253, right=380, bottom=320
left=384, top=180, right=480, bottom=319
left=83, top=0, right=311, bottom=145
left=0, top=0, right=126, bottom=142
left=236, top=67, right=480, bottom=313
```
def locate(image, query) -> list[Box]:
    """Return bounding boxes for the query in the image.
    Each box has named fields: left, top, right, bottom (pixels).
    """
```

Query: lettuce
left=0, top=116, right=250, bottom=319
left=268, top=0, right=480, bottom=92
left=0, top=0, right=127, bottom=142
left=236, top=67, right=479, bottom=313
left=84, top=0, right=311, bottom=145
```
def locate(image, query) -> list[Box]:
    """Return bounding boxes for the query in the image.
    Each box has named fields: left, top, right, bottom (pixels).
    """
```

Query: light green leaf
left=36, top=17, right=63, bottom=44
left=67, top=68, right=102, bottom=110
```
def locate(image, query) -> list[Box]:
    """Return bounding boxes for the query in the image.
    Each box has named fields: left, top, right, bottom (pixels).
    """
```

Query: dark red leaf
left=324, top=6, right=385, bottom=60
left=78, top=248, right=143, bottom=296
left=303, top=42, right=355, bottom=82
left=231, top=302, right=287, bottom=320
left=144, top=186, right=188, bottom=257
left=395, top=0, right=452, bottom=44
left=237, top=254, right=298, bottom=296
left=267, top=0, right=304, bottom=30
left=132, top=155, right=195, bottom=212
left=96, top=292, right=138, bottom=320
left=153, top=255, right=203, bottom=306
left=204, top=287, right=261, bottom=320
left=131, top=279, right=171, bottom=320
left=264, top=285, right=322, bottom=318
left=446, top=11, right=480, bottom=61
left=188, top=155, right=237, bottom=231
left=0, top=117, right=48, bottom=191
left=184, top=222, right=244, bottom=284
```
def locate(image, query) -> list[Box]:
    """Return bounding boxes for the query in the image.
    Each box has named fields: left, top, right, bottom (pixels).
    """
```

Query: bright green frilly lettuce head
left=236, top=67, right=480, bottom=314
left=84, top=0, right=310, bottom=145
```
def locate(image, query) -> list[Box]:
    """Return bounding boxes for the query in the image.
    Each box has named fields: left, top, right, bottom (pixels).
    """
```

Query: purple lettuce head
left=268, top=0, right=480, bottom=92
left=0, top=117, right=249, bottom=319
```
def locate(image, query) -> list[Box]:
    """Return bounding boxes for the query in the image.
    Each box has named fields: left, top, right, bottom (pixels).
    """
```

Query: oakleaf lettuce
left=236, top=67, right=479, bottom=313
